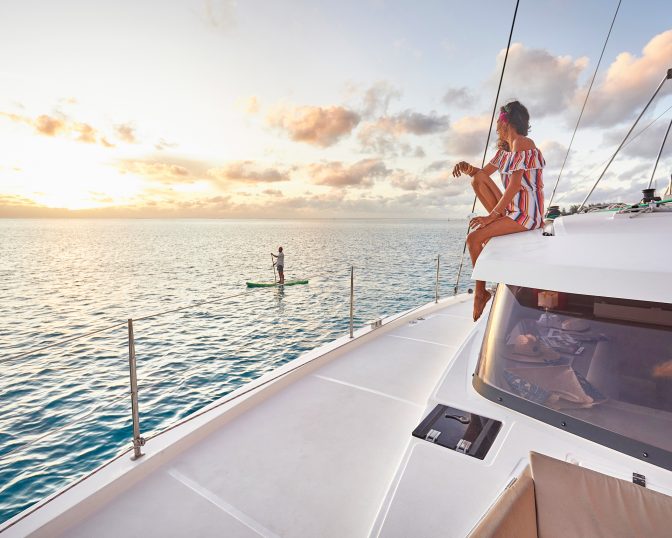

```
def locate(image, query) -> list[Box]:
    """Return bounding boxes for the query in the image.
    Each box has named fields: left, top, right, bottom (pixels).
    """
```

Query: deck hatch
left=412, top=404, right=501, bottom=459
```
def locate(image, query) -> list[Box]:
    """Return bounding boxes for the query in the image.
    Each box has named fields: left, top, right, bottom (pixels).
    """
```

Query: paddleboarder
left=271, top=246, right=285, bottom=284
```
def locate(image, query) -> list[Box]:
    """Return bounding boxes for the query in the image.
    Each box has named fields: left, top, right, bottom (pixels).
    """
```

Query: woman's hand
left=469, top=211, right=502, bottom=230
left=452, top=161, right=476, bottom=177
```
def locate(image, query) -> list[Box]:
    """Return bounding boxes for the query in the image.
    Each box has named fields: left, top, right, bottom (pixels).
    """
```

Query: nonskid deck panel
left=8, top=297, right=475, bottom=537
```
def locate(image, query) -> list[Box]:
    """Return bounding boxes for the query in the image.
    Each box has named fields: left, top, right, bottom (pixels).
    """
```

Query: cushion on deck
left=531, top=451, right=672, bottom=538
left=468, top=466, right=537, bottom=538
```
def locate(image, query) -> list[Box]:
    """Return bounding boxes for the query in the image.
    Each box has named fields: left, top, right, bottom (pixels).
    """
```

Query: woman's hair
left=497, top=100, right=531, bottom=151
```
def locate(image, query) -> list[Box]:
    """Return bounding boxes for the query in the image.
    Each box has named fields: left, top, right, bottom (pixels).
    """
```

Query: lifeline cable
left=453, top=0, right=520, bottom=295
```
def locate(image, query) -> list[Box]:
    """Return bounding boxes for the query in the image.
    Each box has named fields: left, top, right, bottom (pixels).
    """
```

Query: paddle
left=271, top=253, right=277, bottom=283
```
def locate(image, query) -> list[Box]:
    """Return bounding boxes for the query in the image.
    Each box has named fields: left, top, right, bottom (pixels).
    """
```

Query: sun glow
left=4, top=133, right=145, bottom=210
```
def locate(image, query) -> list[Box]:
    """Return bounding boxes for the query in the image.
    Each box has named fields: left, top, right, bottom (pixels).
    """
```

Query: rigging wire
left=647, top=113, right=672, bottom=188
left=553, top=101, right=672, bottom=207
left=547, top=0, right=622, bottom=210
left=454, top=0, right=520, bottom=295
left=578, top=70, right=672, bottom=211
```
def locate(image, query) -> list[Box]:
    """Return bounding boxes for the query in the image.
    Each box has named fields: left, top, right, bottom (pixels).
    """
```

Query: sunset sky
left=1, top=0, right=671, bottom=218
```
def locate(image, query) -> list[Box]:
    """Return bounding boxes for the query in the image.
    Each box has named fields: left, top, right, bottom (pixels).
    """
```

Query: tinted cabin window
left=476, top=285, right=672, bottom=452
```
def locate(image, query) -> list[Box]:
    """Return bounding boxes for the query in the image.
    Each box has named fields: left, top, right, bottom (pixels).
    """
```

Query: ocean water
left=0, top=218, right=474, bottom=524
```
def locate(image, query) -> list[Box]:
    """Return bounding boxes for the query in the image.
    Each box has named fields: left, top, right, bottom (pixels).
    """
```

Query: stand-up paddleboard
left=246, top=279, right=308, bottom=288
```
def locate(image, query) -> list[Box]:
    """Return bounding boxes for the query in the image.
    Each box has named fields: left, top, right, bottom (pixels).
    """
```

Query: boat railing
left=1, top=257, right=454, bottom=473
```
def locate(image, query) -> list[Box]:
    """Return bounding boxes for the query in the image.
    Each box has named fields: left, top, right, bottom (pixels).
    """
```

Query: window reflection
left=478, top=285, right=672, bottom=452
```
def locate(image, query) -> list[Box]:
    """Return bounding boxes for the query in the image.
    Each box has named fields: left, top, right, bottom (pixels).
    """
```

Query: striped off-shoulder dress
left=489, top=148, right=546, bottom=230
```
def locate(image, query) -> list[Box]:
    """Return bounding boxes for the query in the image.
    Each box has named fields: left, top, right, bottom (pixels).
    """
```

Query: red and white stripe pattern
left=490, top=148, right=545, bottom=230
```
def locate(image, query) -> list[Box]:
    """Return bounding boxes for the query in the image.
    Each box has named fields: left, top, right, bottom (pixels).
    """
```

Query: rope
left=547, top=0, right=621, bottom=210
left=454, top=0, right=520, bottom=295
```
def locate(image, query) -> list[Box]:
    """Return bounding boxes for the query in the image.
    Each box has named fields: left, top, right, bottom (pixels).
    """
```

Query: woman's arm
left=452, top=161, right=498, bottom=177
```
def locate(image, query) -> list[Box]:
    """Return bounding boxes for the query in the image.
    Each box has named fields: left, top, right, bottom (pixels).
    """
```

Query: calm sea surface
left=0, top=218, right=474, bottom=523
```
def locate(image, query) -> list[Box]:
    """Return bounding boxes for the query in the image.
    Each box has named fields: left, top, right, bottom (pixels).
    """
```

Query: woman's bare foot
left=473, top=290, right=492, bottom=321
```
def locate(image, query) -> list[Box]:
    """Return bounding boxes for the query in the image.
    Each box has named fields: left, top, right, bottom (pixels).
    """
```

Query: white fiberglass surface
left=472, top=212, right=672, bottom=304
left=53, top=297, right=475, bottom=538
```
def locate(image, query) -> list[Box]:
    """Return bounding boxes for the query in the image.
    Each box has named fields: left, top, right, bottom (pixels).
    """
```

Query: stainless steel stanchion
left=349, top=266, right=354, bottom=339
left=435, top=255, right=440, bottom=303
left=127, top=319, right=145, bottom=460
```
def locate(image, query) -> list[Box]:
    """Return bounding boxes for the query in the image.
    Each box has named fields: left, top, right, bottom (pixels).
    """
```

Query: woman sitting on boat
left=452, top=100, right=545, bottom=321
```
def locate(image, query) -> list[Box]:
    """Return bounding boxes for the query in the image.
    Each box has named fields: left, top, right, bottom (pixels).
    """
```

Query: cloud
left=538, top=140, right=568, bottom=168
left=494, top=43, right=588, bottom=118
left=262, top=189, right=283, bottom=197
left=34, top=114, right=66, bottom=136
left=154, top=138, right=178, bottom=151
left=361, top=82, right=402, bottom=117
left=443, top=87, right=476, bottom=109
left=115, top=123, right=137, bottom=143
left=0, top=194, right=38, bottom=207
left=602, top=115, right=672, bottom=159
left=424, top=160, right=449, bottom=172
left=118, top=160, right=194, bottom=184
left=358, top=110, right=449, bottom=155
left=0, top=110, right=119, bottom=147
left=267, top=105, right=360, bottom=147
left=443, top=114, right=491, bottom=158
left=385, top=110, right=450, bottom=135
left=307, top=158, right=389, bottom=187
left=207, top=161, right=291, bottom=183
left=236, top=95, right=261, bottom=115
left=578, top=30, right=672, bottom=127
left=74, top=123, right=97, bottom=144
left=388, top=170, right=422, bottom=191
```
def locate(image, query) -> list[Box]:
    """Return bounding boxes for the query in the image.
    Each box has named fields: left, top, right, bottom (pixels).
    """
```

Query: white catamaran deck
left=9, top=275, right=672, bottom=537
left=23, top=296, right=476, bottom=538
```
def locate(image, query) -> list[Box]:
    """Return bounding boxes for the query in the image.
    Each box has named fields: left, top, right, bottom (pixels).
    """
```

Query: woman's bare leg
left=471, top=171, right=503, bottom=213
left=467, top=216, right=527, bottom=321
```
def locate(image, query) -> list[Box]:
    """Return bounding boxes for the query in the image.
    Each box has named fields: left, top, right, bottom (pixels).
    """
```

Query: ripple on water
left=0, top=218, right=475, bottom=523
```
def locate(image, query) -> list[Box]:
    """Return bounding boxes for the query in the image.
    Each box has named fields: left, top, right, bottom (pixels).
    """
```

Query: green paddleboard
left=246, top=279, right=309, bottom=288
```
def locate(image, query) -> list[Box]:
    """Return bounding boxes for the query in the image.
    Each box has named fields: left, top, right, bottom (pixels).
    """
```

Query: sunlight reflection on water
left=0, top=218, right=474, bottom=523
